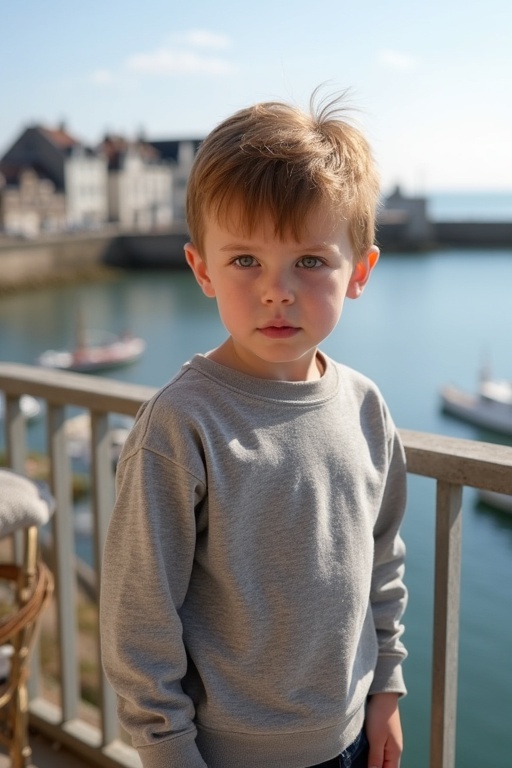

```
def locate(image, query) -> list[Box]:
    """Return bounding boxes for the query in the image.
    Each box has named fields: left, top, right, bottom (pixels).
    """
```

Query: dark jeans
left=307, top=729, right=369, bottom=768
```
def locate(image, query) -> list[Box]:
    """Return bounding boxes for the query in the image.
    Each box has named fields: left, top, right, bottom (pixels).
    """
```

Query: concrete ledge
left=0, top=233, right=118, bottom=292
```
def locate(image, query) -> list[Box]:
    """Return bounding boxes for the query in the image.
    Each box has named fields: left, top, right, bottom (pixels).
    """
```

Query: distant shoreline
left=1, top=220, right=512, bottom=293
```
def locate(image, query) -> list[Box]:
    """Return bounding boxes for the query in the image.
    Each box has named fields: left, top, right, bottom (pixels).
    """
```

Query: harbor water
left=1, top=245, right=512, bottom=768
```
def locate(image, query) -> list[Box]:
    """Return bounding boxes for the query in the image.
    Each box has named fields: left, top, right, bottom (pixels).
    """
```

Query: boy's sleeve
left=369, top=420, right=408, bottom=696
left=100, top=445, right=208, bottom=768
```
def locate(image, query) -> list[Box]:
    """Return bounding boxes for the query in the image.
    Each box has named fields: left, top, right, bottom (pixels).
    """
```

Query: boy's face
left=185, top=205, right=378, bottom=381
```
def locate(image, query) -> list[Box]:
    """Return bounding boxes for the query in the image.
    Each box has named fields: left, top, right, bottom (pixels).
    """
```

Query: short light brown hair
left=186, top=91, right=380, bottom=261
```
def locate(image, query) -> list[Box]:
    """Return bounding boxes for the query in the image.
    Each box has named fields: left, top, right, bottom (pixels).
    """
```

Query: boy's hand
left=365, top=692, right=403, bottom=768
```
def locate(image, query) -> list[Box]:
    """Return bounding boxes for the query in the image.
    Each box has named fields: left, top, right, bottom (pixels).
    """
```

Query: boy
left=100, top=93, right=407, bottom=768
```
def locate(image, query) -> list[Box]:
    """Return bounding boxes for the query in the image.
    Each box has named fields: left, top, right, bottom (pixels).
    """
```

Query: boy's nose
left=262, top=274, right=295, bottom=304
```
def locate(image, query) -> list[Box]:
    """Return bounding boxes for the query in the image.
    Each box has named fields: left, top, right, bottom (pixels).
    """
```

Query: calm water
left=1, top=248, right=512, bottom=768
left=427, top=190, right=512, bottom=221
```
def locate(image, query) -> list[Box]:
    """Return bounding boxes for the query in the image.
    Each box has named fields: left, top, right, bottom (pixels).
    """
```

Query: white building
left=148, top=139, right=202, bottom=222
left=102, top=137, right=173, bottom=230
left=65, top=145, right=108, bottom=228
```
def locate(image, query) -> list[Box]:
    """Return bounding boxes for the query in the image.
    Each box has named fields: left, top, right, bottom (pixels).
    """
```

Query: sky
left=2, top=0, right=511, bottom=195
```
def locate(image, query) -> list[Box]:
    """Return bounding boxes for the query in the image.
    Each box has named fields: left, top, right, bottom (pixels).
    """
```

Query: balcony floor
left=0, top=730, right=92, bottom=768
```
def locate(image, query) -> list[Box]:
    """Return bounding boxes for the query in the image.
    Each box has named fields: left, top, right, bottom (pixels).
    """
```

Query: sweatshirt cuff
left=137, top=731, right=208, bottom=768
left=369, top=655, right=407, bottom=697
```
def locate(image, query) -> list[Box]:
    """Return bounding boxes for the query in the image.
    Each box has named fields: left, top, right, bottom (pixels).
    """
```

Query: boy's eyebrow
left=218, top=242, right=341, bottom=254
left=218, top=243, right=257, bottom=252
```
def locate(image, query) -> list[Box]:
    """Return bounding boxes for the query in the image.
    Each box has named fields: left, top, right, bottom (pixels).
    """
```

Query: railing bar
left=29, top=698, right=141, bottom=767
left=0, top=362, right=155, bottom=415
left=430, top=481, right=463, bottom=768
left=90, top=411, right=119, bottom=745
left=402, top=428, right=512, bottom=493
left=47, top=403, right=80, bottom=721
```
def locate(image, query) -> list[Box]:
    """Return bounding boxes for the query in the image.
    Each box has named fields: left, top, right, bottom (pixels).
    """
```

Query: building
left=0, top=125, right=202, bottom=236
left=100, top=136, right=173, bottom=230
left=377, top=185, right=435, bottom=249
left=0, top=166, right=66, bottom=238
left=148, top=139, right=202, bottom=221
left=0, top=125, right=108, bottom=235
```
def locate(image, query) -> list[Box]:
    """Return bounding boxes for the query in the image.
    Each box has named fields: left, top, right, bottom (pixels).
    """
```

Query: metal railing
left=1, top=362, right=512, bottom=768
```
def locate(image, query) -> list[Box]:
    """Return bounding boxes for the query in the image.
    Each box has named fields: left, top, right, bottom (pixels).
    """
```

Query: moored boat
left=36, top=331, right=145, bottom=373
left=477, top=489, right=512, bottom=514
left=440, top=375, right=512, bottom=437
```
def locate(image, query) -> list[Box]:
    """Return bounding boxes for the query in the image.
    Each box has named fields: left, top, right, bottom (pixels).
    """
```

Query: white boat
left=440, top=375, right=512, bottom=437
left=477, top=490, right=512, bottom=514
left=36, top=331, right=145, bottom=373
left=0, top=394, right=41, bottom=422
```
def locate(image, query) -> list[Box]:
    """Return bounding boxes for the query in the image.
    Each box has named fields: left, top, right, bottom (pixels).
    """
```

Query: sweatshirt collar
left=186, top=352, right=340, bottom=405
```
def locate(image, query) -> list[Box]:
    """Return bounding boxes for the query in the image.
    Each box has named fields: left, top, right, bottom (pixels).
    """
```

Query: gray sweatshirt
left=100, top=352, right=407, bottom=768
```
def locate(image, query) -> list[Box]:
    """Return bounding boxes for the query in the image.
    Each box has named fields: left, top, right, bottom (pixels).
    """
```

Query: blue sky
left=2, top=0, right=511, bottom=194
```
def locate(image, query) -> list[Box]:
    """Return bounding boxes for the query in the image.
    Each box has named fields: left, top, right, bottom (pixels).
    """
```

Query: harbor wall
left=377, top=220, right=512, bottom=251
left=102, top=231, right=189, bottom=269
left=0, top=230, right=188, bottom=292
left=1, top=221, right=511, bottom=291
left=0, top=233, right=115, bottom=291
left=434, top=221, right=512, bottom=247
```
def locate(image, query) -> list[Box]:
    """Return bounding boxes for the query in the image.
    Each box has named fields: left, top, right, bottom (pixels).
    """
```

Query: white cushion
left=0, top=469, right=54, bottom=537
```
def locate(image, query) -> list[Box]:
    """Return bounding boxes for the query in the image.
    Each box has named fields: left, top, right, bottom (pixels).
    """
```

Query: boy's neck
left=206, top=338, right=325, bottom=382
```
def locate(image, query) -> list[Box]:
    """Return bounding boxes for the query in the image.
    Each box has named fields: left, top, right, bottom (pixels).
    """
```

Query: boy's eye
left=297, top=256, right=322, bottom=269
left=233, top=255, right=257, bottom=267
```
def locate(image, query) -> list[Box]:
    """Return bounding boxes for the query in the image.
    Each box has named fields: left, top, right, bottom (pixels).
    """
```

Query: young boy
left=100, top=93, right=408, bottom=768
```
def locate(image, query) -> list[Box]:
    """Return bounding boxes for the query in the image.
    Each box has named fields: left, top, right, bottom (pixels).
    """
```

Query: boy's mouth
left=258, top=324, right=300, bottom=339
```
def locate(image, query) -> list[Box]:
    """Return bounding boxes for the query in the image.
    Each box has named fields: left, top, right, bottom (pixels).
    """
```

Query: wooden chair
left=0, top=470, right=54, bottom=768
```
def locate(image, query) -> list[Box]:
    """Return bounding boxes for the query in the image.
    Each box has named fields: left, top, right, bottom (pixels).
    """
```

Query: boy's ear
left=347, top=246, right=379, bottom=299
left=184, top=243, right=216, bottom=298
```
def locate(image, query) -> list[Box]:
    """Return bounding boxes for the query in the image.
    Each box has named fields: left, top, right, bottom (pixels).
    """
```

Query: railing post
left=4, top=394, right=27, bottom=476
left=47, top=403, right=80, bottom=721
left=430, top=480, right=463, bottom=768
left=90, top=411, right=119, bottom=747
left=4, top=396, right=28, bottom=569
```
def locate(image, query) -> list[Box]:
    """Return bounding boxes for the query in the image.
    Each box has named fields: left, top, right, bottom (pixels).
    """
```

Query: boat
left=477, top=490, right=512, bottom=514
left=36, top=330, right=145, bottom=373
left=440, top=373, right=512, bottom=437
left=0, top=394, right=42, bottom=422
